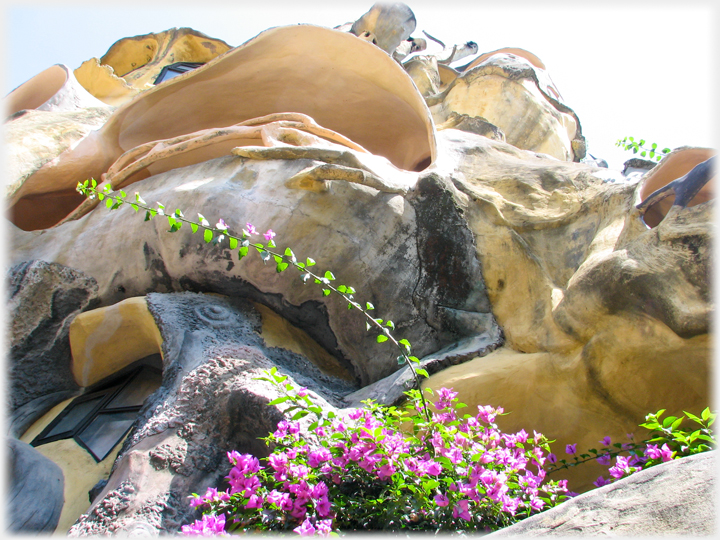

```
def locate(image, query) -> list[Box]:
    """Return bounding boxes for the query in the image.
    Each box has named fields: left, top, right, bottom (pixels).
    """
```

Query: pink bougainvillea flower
left=315, top=519, right=333, bottom=537
left=452, top=499, right=472, bottom=522
left=215, top=218, right=228, bottom=231
left=565, top=444, right=577, bottom=455
left=596, top=453, right=612, bottom=466
left=646, top=442, right=674, bottom=462
left=547, top=453, right=557, bottom=464
left=293, top=517, right=316, bottom=536
left=264, top=229, right=276, bottom=241
left=601, top=436, right=612, bottom=446
left=245, top=222, right=258, bottom=235
left=181, top=513, right=227, bottom=536
left=593, top=476, right=612, bottom=487
left=434, top=493, right=450, bottom=507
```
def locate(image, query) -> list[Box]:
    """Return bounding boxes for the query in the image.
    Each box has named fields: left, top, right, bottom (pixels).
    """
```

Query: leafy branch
left=616, top=136, right=671, bottom=162
left=546, top=407, right=716, bottom=473
left=76, top=179, right=432, bottom=420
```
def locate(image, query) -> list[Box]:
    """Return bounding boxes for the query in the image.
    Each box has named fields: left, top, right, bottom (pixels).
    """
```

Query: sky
left=2, top=0, right=718, bottom=171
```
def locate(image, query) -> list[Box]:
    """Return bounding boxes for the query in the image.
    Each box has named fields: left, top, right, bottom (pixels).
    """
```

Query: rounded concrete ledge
left=4, top=64, right=108, bottom=116
left=638, top=147, right=715, bottom=227
left=69, top=297, right=163, bottom=387
left=10, top=24, right=435, bottom=231
left=486, top=451, right=716, bottom=536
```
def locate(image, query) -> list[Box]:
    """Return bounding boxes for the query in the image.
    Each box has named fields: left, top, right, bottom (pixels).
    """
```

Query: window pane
left=44, top=396, right=104, bottom=438
left=77, top=412, right=137, bottom=461
left=106, top=368, right=162, bottom=409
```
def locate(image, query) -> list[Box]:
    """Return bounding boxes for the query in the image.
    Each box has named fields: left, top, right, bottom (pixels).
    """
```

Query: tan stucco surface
left=20, top=400, right=125, bottom=534
left=253, top=301, right=353, bottom=381
left=74, top=28, right=231, bottom=106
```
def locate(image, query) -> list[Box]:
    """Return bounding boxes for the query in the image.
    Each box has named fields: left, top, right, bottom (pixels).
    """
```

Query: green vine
left=616, top=136, right=671, bottom=162
left=76, top=179, right=432, bottom=420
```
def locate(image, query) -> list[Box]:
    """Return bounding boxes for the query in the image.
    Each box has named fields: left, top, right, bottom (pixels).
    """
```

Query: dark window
left=31, top=360, right=162, bottom=462
left=153, top=62, right=204, bottom=85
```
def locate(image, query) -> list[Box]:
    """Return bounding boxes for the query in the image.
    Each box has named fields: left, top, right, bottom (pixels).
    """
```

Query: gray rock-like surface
left=7, top=260, right=99, bottom=413
left=7, top=437, right=65, bottom=533
left=488, top=451, right=716, bottom=536
left=68, top=292, right=354, bottom=535
left=10, top=133, right=502, bottom=387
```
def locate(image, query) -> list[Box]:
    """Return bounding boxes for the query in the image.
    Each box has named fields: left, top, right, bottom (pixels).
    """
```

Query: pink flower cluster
left=245, top=222, right=275, bottom=241
left=560, top=435, right=676, bottom=488
left=182, top=387, right=571, bottom=535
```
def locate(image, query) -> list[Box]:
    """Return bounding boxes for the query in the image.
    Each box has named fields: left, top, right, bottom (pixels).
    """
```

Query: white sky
left=2, top=0, right=718, bottom=171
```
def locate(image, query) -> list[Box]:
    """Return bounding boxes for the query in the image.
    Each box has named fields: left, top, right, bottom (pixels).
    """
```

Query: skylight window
left=153, top=62, right=204, bottom=85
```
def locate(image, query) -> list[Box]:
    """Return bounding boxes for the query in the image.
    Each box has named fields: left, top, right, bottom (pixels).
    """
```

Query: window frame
left=30, top=364, right=162, bottom=462
left=153, top=62, right=205, bottom=85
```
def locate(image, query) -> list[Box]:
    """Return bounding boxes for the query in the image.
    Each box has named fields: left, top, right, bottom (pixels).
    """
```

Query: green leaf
left=130, top=203, right=139, bottom=212
left=338, top=285, right=348, bottom=293
left=415, top=368, right=429, bottom=378
left=323, top=289, right=331, bottom=296
left=135, top=192, right=146, bottom=205
left=291, top=410, right=309, bottom=420
left=670, top=417, right=684, bottom=431
left=366, top=302, right=375, bottom=310
left=346, top=287, right=356, bottom=294
left=277, top=262, right=289, bottom=273
left=640, top=151, right=647, bottom=157
left=662, top=415, right=679, bottom=428
left=385, top=320, right=395, bottom=330
left=203, top=229, right=213, bottom=243
left=144, top=211, right=152, bottom=221
left=267, top=239, right=276, bottom=248
left=377, top=335, right=388, bottom=343
left=229, top=237, right=238, bottom=249
left=324, top=271, right=336, bottom=281
left=91, top=178, right=97, bottom=188
left=191, top=223, right=199, bottom=233
left=105, top=197, right=113, bottom=208
left=306, top=257, right=316, bottom=267
left=651, top=143, right=657, bottom=149
left=268, top=396, right=292, bottom=406
left=396, top=355, right=406, bottom=365
left=238, top=246, right=249, bottom=259
left=702, top=408, right=711, bottom=421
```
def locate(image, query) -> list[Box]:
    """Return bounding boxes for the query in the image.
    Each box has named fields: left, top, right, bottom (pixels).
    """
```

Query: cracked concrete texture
left=69, top=292, right=351, bottom=535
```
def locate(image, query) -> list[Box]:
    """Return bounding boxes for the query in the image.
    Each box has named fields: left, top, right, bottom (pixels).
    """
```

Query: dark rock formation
left=7, top=438, right=65, bottom=533
left=7, top=260, right=98, bottom=413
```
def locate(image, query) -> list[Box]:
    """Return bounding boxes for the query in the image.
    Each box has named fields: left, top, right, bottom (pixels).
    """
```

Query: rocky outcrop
left=425, top=47, right=585, bottom=161
left=487, top=451, right=716, bottom=536
left=7, top=260, right=99, bottom=413
left=67, top=292, right=352, bottom=535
